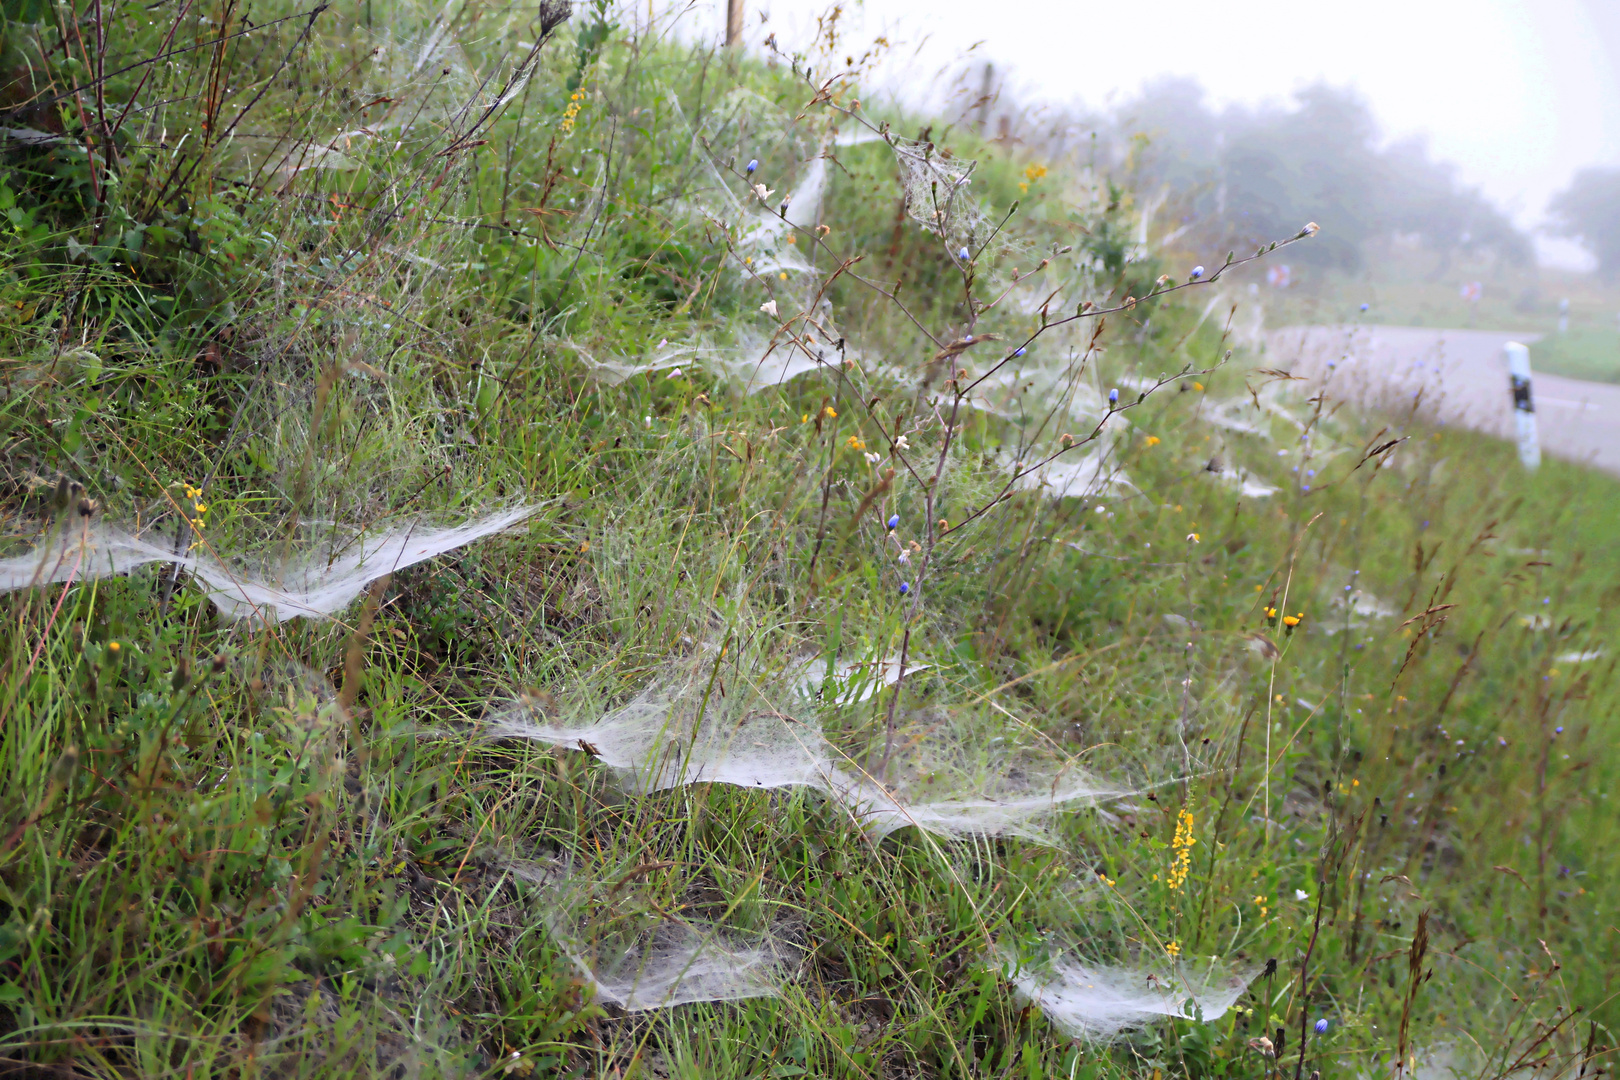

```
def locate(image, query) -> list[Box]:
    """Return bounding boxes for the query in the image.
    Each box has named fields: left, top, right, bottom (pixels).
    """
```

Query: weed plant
left=0, top=3, right=1618, bottom=1078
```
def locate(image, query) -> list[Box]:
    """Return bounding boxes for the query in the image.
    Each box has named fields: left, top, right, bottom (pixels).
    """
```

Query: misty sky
left=656, top=0, right=1620, bottom=270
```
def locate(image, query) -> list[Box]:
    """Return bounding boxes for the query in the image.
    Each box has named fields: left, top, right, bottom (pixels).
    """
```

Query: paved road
left=1267, top=325, right=1620, bottom=477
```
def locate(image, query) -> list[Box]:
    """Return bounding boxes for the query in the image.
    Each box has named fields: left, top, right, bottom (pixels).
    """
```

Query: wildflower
left=1315, top=1019, right=1329, bottom=1035
left=895, top=435, right=910, bottom=451
left=746, top=158, right=758, bottom=174
left=897, top=551, right=909, bottom=564
left=899, top=581, right=911, bottom=595
left=779, top=271, right=788, bottom=280
left=962, top=333, right=973, bottom=343
left=1167, top=808, right=1196, bottom=891
left=823, top=406, right=837, bottom=419
left=665, top=367, right=682, bottom=379
left=886, top=514, right=900, bottom=530
left=846, top=436, right=866, bottom=451
left=957, top=246, right=970, bottom=261
left=1254, top=894, right=1270, bottom=917
left=759, top=300, right=778, bottom=317
left=1166, top=940, right=1181, bottom=958
left=1186, top=533, right=1200, bottom=543
left=779, top=197, right=790, bottom=215
left=1360, top=303, right=1370, bottom=312
left=1190, top=265, right=1204, bottom=279
left=1295, top=889, right=1310, bottom=901
left=1283, top=612, right=1304, bottom=632
left=107, top=641, right=120, bottom=653
left=1555, top=726, right=1564, bottom=735
left=751, top=183, right=774, bottom=201
left=1108, top=388, right=1119, bottom=405
left=1145, top=435, right=1161, bottom=447
left=1012, top=346, right=1026, bottom=358
left=1023, top=163, right=1047, bottom=182
left=1193, top=381, right=1204, bottom=391
left=1302, top=221, right=1320, bottom=236
left=864, top=451, right=881, bottom=465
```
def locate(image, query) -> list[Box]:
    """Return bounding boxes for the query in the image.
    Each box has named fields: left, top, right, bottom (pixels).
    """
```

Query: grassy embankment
left=2, top=2, right=1619, bottom=1076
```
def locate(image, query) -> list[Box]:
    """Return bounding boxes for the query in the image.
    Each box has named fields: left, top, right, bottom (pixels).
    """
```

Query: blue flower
left=1555, top=726, right=1564, bottom=735
left=1360, top=303, right=1370, bottom=312
left=1012, top=346, right=1026, bottom=358
left=746, top=159, right=758, bottom=174
left=899, top=581, right=911, bottom=595
left=958, top=246, right=971, bottom=261
left=963, top=333, right=973, bottom=343
left=1190, top=265, right=1204, bottom=279
left=887, top=514, right=900, bottom=530
left=1315, top=1019, right=1329, bottom=1035
left=1108, top=388, right=1119, bottom=405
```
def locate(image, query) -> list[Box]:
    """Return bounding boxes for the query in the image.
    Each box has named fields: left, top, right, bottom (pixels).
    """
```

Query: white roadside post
left=1504, top=341, right=1540, bottom=470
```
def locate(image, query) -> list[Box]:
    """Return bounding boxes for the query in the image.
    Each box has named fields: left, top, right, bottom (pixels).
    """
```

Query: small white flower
left=864, top=451, right=881, bottom=465
left=752, top=183, right=775, bottom=201
left=897, top=551, right=910, bottom=564
left=666, top=367, right=682, bottom=378
left=759, top=299, right=778, bottom=317
left=1295, top=889, right=1310, bottom=901
left=644, top=415, right=652, bottom=427
left=895, top=435, right=910, bottom=451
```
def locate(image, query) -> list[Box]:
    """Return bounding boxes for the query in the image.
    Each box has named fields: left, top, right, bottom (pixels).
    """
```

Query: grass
left=1530, top=328, right=1620, bottom=384
left=1, top=3, right=1619, bottom=1077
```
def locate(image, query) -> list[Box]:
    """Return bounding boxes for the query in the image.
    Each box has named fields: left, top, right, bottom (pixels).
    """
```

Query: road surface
left=1266, top=325, right=1620, bottom=477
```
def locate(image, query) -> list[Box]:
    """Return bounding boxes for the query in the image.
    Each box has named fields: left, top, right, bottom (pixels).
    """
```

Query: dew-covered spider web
left=0, top=505, right=537, bottom=623
left=1001, top=948, right=1260, bottom=1040
left=508, top=860, right=793, bottom=1012
left=486, top=648, right=1130, bottom=841
left=890, top=136, right=992, bottom=251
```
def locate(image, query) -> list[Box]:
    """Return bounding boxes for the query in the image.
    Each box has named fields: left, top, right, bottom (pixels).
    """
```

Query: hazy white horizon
left=649, top=0, right=1620, bottom=272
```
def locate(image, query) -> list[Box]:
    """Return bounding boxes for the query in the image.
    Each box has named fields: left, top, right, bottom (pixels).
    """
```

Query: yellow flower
left=1167, top=808, right=1197, bottom=892
left=779, top=271, right=788, bottom=280
left=1023, top=163, right=1048, bottom=181
left=823, top=406, right=837, bottom=419
left=1166, top=940, right=1181, bottom=958
left=846, top=436, right=866, bottom=451
left=1145, top=435, right=1161, bottom=447
left=1193, top=381, right=1205, bottom=391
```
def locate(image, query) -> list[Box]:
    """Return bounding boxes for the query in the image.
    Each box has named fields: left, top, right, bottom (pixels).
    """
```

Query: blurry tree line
left=998, top=77, right=1535, bottom=274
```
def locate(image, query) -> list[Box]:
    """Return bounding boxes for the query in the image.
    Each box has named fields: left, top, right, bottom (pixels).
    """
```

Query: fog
left=661, top=0, right=1620, bottom=272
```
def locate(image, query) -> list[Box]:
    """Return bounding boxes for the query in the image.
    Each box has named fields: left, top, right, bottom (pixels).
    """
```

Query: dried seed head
left=77, top=498, right=97, bottom=518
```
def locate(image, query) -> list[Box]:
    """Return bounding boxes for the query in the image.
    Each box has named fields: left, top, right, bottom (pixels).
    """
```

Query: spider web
left=890, top=136, right=992, bottom=250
